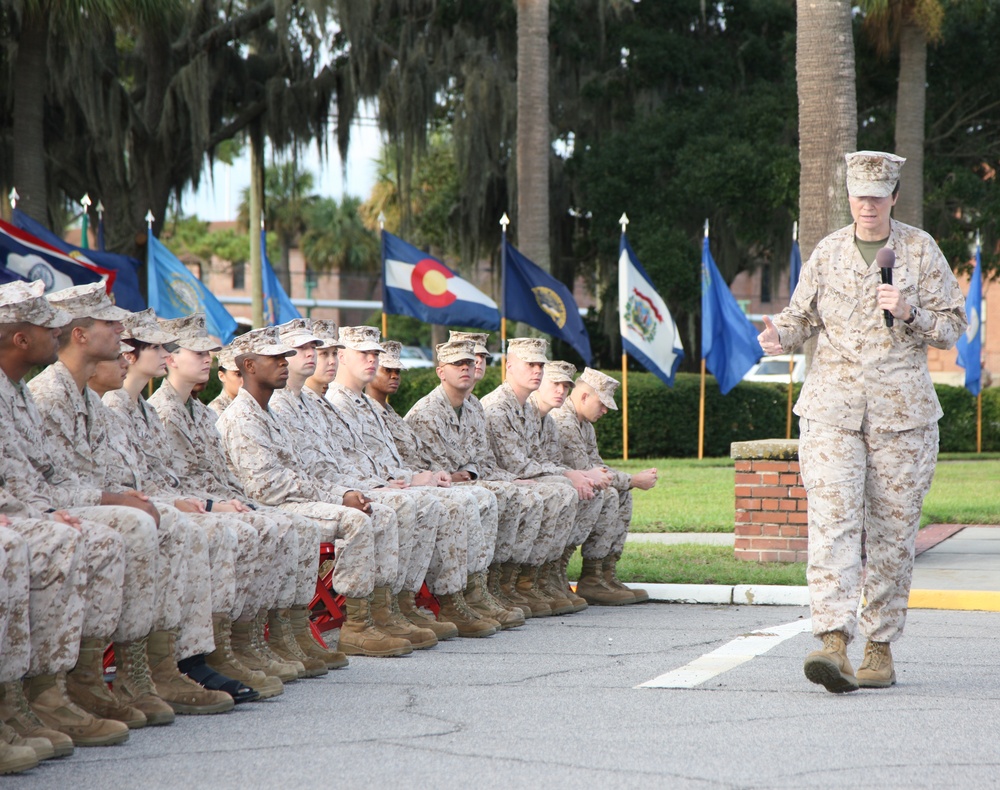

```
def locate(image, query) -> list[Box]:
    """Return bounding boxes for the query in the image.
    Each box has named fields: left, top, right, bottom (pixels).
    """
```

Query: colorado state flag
left=381, top=231, right=500, bottom=330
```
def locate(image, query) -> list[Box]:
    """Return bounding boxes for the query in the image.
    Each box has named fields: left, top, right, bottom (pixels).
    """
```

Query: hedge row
left=388, top=369, right=1000, bottom=458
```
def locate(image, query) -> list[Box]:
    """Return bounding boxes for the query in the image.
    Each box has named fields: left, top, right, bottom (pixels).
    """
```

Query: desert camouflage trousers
left=523, top=477, right=579, bottom=566
left=363, top=490, right=427, bottom=594
left=69, top=505, right=154, bottom=643
left=278, top=501, right=373, bottom=599
left=1, top=517, right=87, bottom=677
left=799, top=416, right=939, bottom=643
left=454, top=485, right=499, bottom=575
left=0, top=527, right=30, bottom=683
left=475, top=481, right=544, bottom=566
left=580, top=488, right=633, bottom=559
left=236, top=507, right=302, bottom=616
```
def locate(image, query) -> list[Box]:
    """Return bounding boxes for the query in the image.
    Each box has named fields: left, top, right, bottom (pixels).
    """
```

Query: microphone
left=876, top=247, right=896, bottom=327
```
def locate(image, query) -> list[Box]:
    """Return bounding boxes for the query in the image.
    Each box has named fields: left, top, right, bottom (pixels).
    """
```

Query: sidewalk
left=625, top=525, right=1000, bottom=611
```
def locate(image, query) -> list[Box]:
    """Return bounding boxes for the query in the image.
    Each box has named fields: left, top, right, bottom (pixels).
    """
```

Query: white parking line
left=637, top=618, right=813, bottom=689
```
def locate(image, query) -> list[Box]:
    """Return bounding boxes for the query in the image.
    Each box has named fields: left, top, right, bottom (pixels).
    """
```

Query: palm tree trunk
left=516, top=0, right=550, bottom=271
left=796, top=0, right=857, bottom=259
left=893, top=20, right=926, bottom=228
left=12, top=14, right=49, bottom=224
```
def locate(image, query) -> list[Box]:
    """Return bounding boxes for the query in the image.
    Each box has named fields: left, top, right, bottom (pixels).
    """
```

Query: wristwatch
left=904, top=306, right=917, bottom=325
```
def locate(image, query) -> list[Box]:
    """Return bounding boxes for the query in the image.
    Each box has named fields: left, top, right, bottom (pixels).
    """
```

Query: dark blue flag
left=12, top=209, right=146, bottom=311
left=955, top=241, right=983, bottom=396
left=502, top=238, right=592, bottom=364
left=789, top=239, right=802, bottom=297
left=1, top=216, right=115, bottom=294
left=261, top=230, right=300, bottom=325
left=701, top=236, right=762, bottom=395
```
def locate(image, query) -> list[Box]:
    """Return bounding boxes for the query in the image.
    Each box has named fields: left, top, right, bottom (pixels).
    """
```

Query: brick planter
left=731, top=439, right=807, bottom=563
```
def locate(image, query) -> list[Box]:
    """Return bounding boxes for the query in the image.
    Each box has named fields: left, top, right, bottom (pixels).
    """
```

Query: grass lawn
left=617, top=454, right=1000, bottom=533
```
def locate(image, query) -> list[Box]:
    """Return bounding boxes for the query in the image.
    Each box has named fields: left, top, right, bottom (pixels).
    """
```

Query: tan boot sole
left=803, top=655, right=860, bottom=693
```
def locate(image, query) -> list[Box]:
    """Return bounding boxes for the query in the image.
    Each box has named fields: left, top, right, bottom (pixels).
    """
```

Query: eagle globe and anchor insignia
left=531, top=286, right=567, bottom=329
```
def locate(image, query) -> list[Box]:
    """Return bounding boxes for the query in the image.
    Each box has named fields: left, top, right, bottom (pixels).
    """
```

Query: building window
left=760, top=263, right=771, bottom=304
left=232, top=261, right=246, bottom=290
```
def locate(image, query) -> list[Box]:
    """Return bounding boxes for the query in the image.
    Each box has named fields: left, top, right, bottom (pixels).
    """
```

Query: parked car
left=400, top=345, right=436, bottom=368
left=742, top=354, right=805, bottom=384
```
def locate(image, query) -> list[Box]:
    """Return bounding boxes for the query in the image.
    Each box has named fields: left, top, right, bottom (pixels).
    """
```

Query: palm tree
left=796, top=0, right=858, bottom=259
left=860, top=0, right=945, bottom=228
left=300, top=196, right=380, bottom=276
left=516, top=0, right=551, bottom=270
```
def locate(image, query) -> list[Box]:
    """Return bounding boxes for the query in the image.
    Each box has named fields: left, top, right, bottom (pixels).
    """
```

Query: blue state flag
left=503, top=238, right=592, bottom=364
left=382, top=231, right=499, bottom=330
left=618, top=233, right=684, bottom=386
left=1, top=216, right=115, bottom=295
left=789, top=238, right=802, bottom=297
left=955, top=242, right=983, bottom=396
left=701, top=236, right=762, bottom=395
left=12, top=209, right=146, bottom=311
left=147, top=228, right=238, bottom=344
left=261, top=230, right=300, bottom=325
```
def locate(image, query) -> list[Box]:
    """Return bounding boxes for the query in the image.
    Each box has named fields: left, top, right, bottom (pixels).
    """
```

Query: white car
left=399, top=345, right=436, bottom=368
left=743, top=354, right=806, bottom=384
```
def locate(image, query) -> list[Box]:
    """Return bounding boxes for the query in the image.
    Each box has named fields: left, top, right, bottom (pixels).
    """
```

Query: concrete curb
left=626, top=584, right=1000, bottom=612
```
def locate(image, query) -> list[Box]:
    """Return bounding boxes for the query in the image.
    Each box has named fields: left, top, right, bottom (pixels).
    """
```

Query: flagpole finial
left=259, top=211, right=265, bottom=231
left=81, top=193, right=92, bottom=209
left=976, top=229, right=982, bottom=248
left=145, top=210, right=155, bottom=229
left=792, top=221, right=798, bottom=242
left=703, top=219, right=710, bottom=238
left=619, top=213, right=629, bottom=234
left=377, top=211, right=386, bottom=231
left=96, top=200, right=104, bottom=217
left=8, top=188, right=18, bottom=209
left=500, top=213, right=510, bottom=233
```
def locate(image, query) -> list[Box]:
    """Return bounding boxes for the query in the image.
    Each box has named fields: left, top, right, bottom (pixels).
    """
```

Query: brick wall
left=731, top=440, right=807, bottom=563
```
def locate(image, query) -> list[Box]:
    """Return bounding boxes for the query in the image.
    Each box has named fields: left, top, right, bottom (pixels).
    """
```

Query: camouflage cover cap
left=448, top=330, right=491, bottom=357
left=118, top=341, right=133, bottom=355
left=46, top=281, right=130, bottom=322
left=216, top=346, right=237, bottom=371
left=121, top=308, right=176, bottom=344
left=436, top=340, right=476, bottom=365
left=338, top=325, right=385, bottom=353
left=507, top=337, right=549, bottom=364
left=543, top=360, right=576, bottom=386
left=310, top=319, right=344, bottom=349
left=277, top=318, right=323, bottom=348
left=578, top=367, right=619, bottom=411
left=158, top=313, right=222, bottom=352
left=229, top=326, right=297, bottom=359
left=845, top=151, right=906, bottom=198
left=379, top=340, right=405, bottom=370
left=0, top=280, right=72, bottom=328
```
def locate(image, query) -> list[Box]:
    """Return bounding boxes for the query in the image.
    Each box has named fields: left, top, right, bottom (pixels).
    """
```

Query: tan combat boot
left=488, top=563, right=527, bottom=617
left=856, top=641, right=896, bottom=688
left=397, top=590, right=459, bottom=641
left=254, top=611, right=306, bottom=680
left=603, top=553, right=648, bottom=603
left=206, top=614, right=283, bottom=699
left=803, top=631, right=860, bottom=694
left=66, top=638, right=146, bottom=729
left=1, top=719, right=52, bottom=762
left=514, top=565, right=554, bottom=617
left=24, top=673, right=129, bottom=747
left=575, top=557, right=634, bottom=606
left=267, top=609, right=328, bottom=677
left=436, top=592, right=497, bottom=638
left=0, top=680, right=74, bottom=758
left=465, top=572, right=523, bottom=629
left=0, top=723, right=38, bottom=775
left=146, top=631, right=234, bottom=714
left=535, top=562, right=576, bottom=616
left=288, top=606, right=350, bottom=669
left=557, top=546, right=588, bottom=612
left=498, top=562, right=534, bottom=618
left=230, top=616, right=295, bottom=682
left=112, top=637, right=176, bottom=726
left=369, top=587, right=437, bottom=649
left=338, top=596, right=413, bottom=657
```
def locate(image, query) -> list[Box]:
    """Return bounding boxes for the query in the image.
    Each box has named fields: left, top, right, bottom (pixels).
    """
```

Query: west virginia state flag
left=503, top=238, right=592, bottom=365
left=382, top=231, right=500, bottom=330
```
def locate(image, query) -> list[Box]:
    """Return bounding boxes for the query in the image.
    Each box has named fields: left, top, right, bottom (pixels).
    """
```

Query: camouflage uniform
left=481, top=382, right=582, bottom=565
left=216, top=389, right=377, bottom=599
left=549, top=397, right=632, bottom=558
left=0, top=527, right=31, bottom=683
left=147, top=379, right=304, bottom=612
left=405, top=384, right=545, bottom=566
left=206, top=390, right=233, bottom=418
left=772, top=218, right=967, bottom=642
